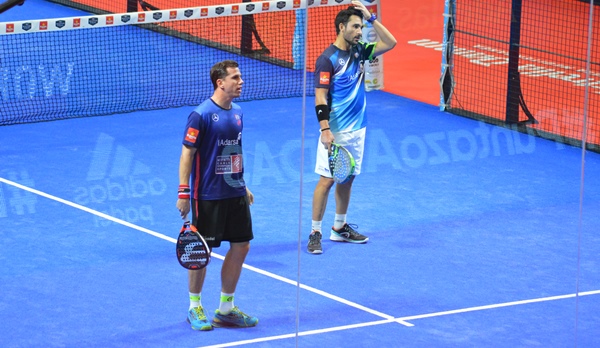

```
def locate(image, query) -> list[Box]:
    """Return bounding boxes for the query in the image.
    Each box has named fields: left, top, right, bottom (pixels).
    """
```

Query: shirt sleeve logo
left=185, top=127, right=199, bottom=142
left=319, top=72, right=330, bottom=85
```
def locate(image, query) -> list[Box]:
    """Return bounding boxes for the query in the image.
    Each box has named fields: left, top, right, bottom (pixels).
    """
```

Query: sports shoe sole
left=211, top=318, right=258, bottom=328
left=187, top=317, right=214, bottom=331
left=330, top=231, right=369, bottom=244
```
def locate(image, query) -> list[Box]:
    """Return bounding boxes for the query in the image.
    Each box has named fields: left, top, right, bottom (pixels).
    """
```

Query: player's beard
left=344, top=32, right=361, bottom=48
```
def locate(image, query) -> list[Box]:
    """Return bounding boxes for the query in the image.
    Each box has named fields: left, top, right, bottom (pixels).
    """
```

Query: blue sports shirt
left=182, top=99, right=246, bottom=200
left=314, top=41, right=376, bottom=132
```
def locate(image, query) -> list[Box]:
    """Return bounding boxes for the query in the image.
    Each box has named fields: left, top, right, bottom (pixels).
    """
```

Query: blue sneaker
left=212, top=306, right=258, bottom=328
left=187, top=306, right=213, bottom=331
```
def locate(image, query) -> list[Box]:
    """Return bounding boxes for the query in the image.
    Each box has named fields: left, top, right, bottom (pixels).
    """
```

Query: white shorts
left=315, top=128, right=366, bottom=178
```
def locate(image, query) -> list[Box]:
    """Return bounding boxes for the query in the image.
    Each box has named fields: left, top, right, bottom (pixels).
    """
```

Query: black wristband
left=321, top=127, right=330, bottom=132
left=316, top=104, right=330, bottom=122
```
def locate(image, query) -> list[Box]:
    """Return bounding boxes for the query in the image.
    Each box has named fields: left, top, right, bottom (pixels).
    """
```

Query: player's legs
left=334, top=175, right=355, bottom=215
left=189, top=268, right=207, bottom=294
left=219, top=195, right=253, bottom=293
left=213, top=243, right=257, bottom=328
left=221, top=241, right=250, bottom=293
left=329, top=129, right=368, bottom=244
left=187, top=200, right=216, bottom=331
left=308, top=176, right=334, bottom=254
left=210, top=196, right=258, bottom=328
left=187, top=268, right=213, bottom=330
left=312, top=176, right=335, bottom=222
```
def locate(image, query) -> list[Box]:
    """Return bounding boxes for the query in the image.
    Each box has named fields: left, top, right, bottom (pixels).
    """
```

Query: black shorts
left=191, top=196, right=253, bottom=248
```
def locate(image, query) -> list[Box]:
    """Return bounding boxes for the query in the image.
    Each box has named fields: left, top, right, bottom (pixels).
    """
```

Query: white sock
left=333, top=214, right=346, bottom=230
left=189, top=292, right=201, bottom=310
left=219, top=292, right=234, bottom=314
left=311, top=220, right=322, bottom=233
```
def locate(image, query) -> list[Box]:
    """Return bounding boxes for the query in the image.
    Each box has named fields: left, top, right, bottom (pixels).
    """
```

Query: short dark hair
left=210, top=60, right=239, bottom=89
left=335, top=6, right=363, bottom=35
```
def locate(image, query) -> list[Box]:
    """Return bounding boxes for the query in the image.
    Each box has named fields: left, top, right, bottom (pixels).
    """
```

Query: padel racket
left=176, top=221, right=211, bottom=270
left=328, top=143, right=356, bottom=184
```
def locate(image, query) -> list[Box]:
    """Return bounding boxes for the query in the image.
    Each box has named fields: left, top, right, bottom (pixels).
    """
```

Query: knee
left=317, top=176, right=335, bottom=190
left=231, top=241, right=250, bottom=254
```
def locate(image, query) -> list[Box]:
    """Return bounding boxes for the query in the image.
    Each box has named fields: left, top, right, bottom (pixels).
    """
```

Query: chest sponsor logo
left=216, top=154, right=243, bottom=174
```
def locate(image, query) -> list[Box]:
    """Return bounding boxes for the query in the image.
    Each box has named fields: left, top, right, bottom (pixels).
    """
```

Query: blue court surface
left=1, top=91, right=599, bottom=347
left=1, top=1, right=600, bottom=347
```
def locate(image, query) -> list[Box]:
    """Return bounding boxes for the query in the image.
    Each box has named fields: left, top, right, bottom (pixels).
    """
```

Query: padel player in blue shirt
left=308, top=1, right=397, bottom=254
left=176, top=60, right=258, bottom=330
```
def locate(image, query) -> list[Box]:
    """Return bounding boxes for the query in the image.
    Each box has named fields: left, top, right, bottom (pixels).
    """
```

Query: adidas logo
left=87, top=133, right=151, bottom=180
left=73, top=133, right=166, bottom=205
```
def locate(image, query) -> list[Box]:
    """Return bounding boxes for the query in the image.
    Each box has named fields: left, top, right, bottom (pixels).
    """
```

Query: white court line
left=0, top=177, right=177, bottom=243
left=398, top=289, right=600, bottom=322
left=197, top=319, right=395, bottom=348
left=198, top=290, right=600, bottom=348
left=4, top=178, right=598, bottom=347
left=0, top=178, right=411, bottom=322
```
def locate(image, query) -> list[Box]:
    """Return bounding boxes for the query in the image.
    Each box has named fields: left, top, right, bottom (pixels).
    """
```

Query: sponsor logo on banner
left=184, top=9, right=193, bottom=17
left=121, top=15, right=131, bottom=23
left=262, top=2, right=270, bottom=11
left=89, top=17, right=98, bottom=26
left=246, top=4, right=255, bottom=12
left=75, top=133, right=166, bottom=227
left=55, top=20, right=65, bottom=28
left=277, top=1, right=286, bottom=9
left=39, top=21, right=48, bottom=30
left=22, top=23, right=31, bottom=31
left=335, top=0, right=344, bottom=3
left=73, top=18, right=81, bottom=27
left=153, top=12, right=162, bottom=20
left=201, top=8, right=208, bottom=16
left=367, top=5, right=378, bottom=16
left=138, top=13, right=145, bottom=22
left=367, top=28, right=377, bottom=42
left=320, top=0, right=328, bottom=5
left=308, top=0, right=314, bottom=6
left=106, top=16, right=114, bottom=25
left=363, top=0, right=376, bottom=3
left=6, top=24, right=14, bottom=33
left=216, top=6, right=225, bottom=15
left=232, top=5, right=239, bottom=14
left=293, top=0, right=301, bottom=8
left=170, top=11, right=177, bottom=19
left=319, top=72, right=330, bottom=85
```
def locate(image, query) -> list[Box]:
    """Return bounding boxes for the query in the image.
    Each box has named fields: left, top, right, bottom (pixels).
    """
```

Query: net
left=0, top=0, right=350, bottom=125
left=441, top=0, right=600, bottom=150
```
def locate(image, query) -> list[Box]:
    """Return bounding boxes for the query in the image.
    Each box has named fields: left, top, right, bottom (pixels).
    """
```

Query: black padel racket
left=328, top=143, right=356, bottom=184
left=176, top=221, right=210, bottom=270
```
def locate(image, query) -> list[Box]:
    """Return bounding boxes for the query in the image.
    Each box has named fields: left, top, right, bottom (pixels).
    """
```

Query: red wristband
left=178, top=185, right=191, bottom=199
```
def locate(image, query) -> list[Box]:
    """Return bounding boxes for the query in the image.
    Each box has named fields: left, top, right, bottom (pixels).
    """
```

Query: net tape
left=0, top=0, right=349, bottom=35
